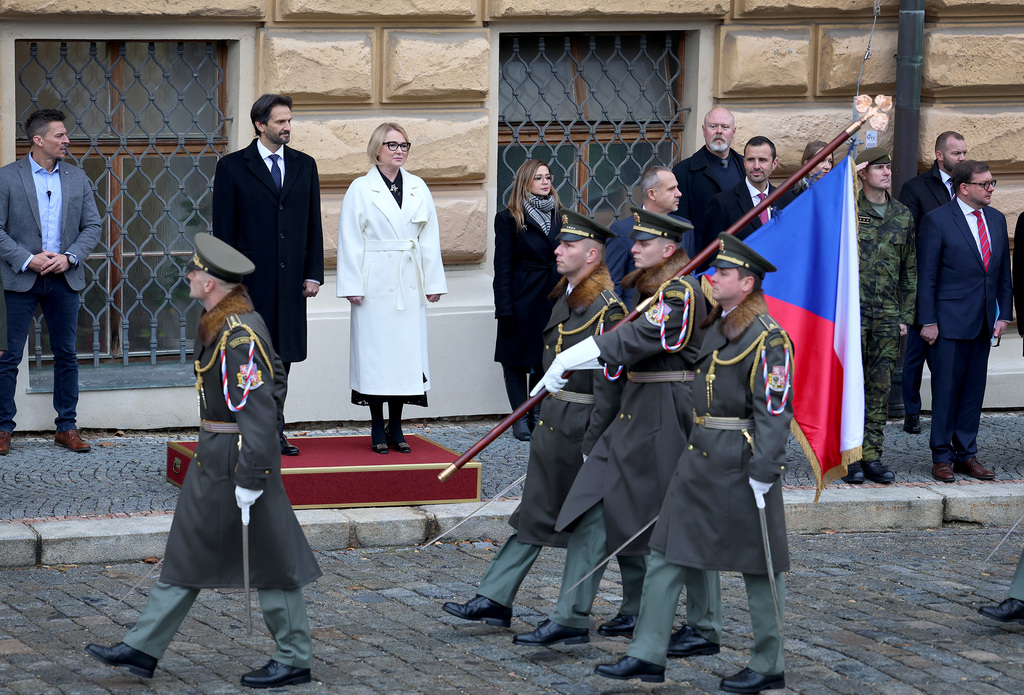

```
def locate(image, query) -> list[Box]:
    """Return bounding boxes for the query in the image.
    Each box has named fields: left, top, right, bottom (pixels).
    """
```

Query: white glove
left=235, top=485, right=264, bottom=526
left=748, top=477, right=773, bottom=510
left=530, top=337, right=603, bottom=397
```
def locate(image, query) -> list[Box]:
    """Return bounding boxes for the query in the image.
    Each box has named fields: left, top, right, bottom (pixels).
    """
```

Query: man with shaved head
left=671, top=107, right=744, bottom=255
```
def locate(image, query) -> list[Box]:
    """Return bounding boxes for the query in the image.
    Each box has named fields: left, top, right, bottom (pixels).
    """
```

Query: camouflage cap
left=557, top=208, right=616, bottom=244
left=185, top=233, right=255, bottom=283
left=711, top=233, right=777, bottom=279
left=628, top=206, right=693, bottom=242
left=855, top=146, right=891, bottom=166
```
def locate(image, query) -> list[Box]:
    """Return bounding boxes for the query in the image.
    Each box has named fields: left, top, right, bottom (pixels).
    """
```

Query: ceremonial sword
left=242, top=518, right=253, bottom=635
left=422, top=473, right=527, bottom=546
left=112, top=558, right=163, bottom=608
left=756, top=497, right=784, bottom=638
left=563, top=515, right=660, bottom=594
left=981, top=508, right=1024, bottom=570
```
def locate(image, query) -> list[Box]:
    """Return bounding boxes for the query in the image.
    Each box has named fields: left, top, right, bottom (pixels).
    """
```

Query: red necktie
left=973, top=210, right=991, bottom=271
left=757, top=192, right=769, bottom=225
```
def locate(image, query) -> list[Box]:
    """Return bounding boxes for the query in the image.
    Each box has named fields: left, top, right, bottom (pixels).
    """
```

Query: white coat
left=337, top=167, right=447, bottom=396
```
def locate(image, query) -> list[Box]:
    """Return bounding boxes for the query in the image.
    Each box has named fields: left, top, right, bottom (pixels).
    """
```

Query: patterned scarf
left=524, top=193, right=556, bottom=235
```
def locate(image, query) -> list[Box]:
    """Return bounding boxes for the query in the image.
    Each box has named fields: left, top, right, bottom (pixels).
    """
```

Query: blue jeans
left=0, top=276, right=81, bottom=432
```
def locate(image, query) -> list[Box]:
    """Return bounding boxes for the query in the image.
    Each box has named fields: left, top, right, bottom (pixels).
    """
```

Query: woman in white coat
left=337, top=123, right=447, bottom=454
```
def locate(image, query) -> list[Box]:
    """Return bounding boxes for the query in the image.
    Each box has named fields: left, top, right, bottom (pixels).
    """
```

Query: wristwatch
left=65, top=252, right=78, bottom=267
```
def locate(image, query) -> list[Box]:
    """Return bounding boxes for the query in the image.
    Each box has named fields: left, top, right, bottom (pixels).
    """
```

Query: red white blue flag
left=743, top=156, right=864, bottom=496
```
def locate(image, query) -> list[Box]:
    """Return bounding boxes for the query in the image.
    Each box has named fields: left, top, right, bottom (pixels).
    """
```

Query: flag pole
left=438, top=102, right=885, bottom=483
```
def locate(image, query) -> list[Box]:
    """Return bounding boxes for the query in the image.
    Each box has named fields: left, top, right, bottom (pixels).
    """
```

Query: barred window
left=498, top=33, right=685, bottom=227
left=14, top=40, right=228, bottom=385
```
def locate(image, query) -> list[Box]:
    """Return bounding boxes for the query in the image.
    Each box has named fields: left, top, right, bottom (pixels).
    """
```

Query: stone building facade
left=0, top=0, right=1020, bottom=429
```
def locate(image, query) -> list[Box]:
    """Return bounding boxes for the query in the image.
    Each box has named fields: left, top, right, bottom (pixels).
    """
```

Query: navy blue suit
left=607, top=212, right=694, bottom=309
left=916, top=200, right=1013, bottom=464
left=897, top=161, right=954, bottom=416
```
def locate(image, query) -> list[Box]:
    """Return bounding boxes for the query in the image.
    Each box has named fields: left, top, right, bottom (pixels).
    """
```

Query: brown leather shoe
left=0, top=431, right=10, bottom=455
left=953, top=457, right=995, bottom=481
left=931, top=461, right=955, bottom=483
left=55, top=429, right=91, bottom=453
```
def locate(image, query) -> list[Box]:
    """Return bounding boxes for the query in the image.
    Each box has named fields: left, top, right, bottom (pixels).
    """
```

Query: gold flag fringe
left=790, top=420, right=862, bottom=503
left=701, top=274, right=718, bottom=308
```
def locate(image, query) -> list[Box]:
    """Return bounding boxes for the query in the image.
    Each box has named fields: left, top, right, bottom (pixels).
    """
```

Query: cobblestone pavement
left=1, top=527, right=1023, bottom=694
left=2, top=413, right=1024, bottom=522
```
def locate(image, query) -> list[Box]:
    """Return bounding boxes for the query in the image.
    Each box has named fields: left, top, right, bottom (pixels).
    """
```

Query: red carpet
left=167, top=434, right=481, bottom=508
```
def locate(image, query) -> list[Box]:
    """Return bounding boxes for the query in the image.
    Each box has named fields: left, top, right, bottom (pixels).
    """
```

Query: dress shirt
left=939, top=170, right=953, bottom=200
left=956, top=197, right=987, bottom=258
left=256, top=139, right=285, bottom=185
left=29, top=152, right=63, bottom=268
left=745, top=178, right=772, bottom=220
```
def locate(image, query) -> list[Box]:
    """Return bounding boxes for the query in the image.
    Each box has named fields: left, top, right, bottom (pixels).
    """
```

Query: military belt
left=201, top=420, right=240, bottom=433
left=628, top=370, right=694, bottom=383
left=693, top=414, right=755, bottom=430
left=551, top=389, right=596, bottom=405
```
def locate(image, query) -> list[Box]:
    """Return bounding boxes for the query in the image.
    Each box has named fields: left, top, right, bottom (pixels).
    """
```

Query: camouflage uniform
left=857, top=191, right=916, bottom=463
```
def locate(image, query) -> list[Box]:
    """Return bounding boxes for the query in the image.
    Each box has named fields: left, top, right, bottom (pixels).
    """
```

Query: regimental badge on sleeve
left=644, top=300, right=671, bottom=326
left=236, top=364, right=264, bottom=391
left=768, top=365, right=786, bottom=392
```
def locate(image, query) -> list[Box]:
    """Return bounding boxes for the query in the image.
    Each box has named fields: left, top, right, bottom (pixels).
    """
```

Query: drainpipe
left=892, top=0, right=925, bottom=197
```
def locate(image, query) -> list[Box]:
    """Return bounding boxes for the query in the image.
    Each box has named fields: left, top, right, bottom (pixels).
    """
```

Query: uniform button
left=702, top=452, right=708, bottom=457
left=549, top=426, right=554, bottom=432
left=280, top=233, right=285, bottom=239
left=538, top=420, right=543, bottom=426
left=696, top=369, right=701, bottom=374
left=279, top=262, right=285, bottom=268
left=619, top=414, right=624, bottom=419
left=780, top=466, right=785, bottom=471
left=627, top=414, right=632, bottom=420
left=688, top=445, right=693, bottom=450
left=279, top=205, right=284, bottom=210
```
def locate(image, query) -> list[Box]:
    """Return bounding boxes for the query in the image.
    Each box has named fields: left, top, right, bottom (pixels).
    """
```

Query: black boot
left=841, top=463, right=864, bottom=484
left=594, top=656, right=665, bottom=683
left=85, top=643, right=157, bottom=678
left=442, top=595, right=512, bottom=627
left=513, top=619, right=588, bottom=646
left=720, top=667, right=785, bottom=693
left=239, top=659, right=311, bottom=688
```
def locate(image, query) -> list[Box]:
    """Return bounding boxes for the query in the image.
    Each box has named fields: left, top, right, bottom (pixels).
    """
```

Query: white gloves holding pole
left=748, top=478, right=773, bottom=509
left=235, top=485, right=264, bottom=526
left=530, top=336, right=603, bottom=397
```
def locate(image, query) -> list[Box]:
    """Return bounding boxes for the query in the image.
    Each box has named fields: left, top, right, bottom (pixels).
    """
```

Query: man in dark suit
left=672, top=107, right=744, bottom=255
left=917, top=160, right=1012, bottom=483
left=897, top=131, right=968, bottom=435
left=702, top=136, right=796, bottom=244
left=0, top=109, right=102, bottom=455
left=607, top=166, right=692, bottom=308
left=213, top=94, right=325, bottom=456
left=1015, top=212, right=1024, bottom=355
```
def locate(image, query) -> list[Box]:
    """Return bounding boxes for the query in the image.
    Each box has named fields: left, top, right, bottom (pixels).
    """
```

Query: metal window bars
left=15, top=40, right=228, bottom=367
left=498, top=33, right=685, bottom=227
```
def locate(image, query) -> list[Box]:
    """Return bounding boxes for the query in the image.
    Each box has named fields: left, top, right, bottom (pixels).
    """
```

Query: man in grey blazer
left=0, top=110, right=102, bottom=455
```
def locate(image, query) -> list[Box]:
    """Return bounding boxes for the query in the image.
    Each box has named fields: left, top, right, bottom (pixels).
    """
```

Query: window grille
left=498, top=33, right=685, bottom=227
left=14, top=40, right=228, bottom=370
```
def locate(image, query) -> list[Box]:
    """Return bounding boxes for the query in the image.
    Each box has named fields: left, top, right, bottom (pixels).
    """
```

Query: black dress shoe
left=279, top=433, right=300, bottom=456
left=597, top=613, right=637, bottom=637
left=513, top=619, right=589, bottom=646
left=903, top=413, right=921, bottom=434
left=512, top=418, right=531, bottom=442
left=862, top=460, right=895, bottom=484
left=240, top=660, right=311, bottom=688
left=442, top=595, right=512, bottom=628
left=979, top=597, right=1024, bottom=624
left=841, top=463, right=864, bottom=484
left=667, top=624, right=720, bottom=657
left=594, top=656, right=665, bottom=683
left=720, top=667, right=785, bottom=693
left=85, top=642, right=157, bottom=678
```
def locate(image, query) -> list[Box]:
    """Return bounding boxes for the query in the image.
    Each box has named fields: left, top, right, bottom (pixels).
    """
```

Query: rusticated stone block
left=726, top=105, right=885, bottom=175
left=718, top=28, right=811, bottom=97
left=928, top=0, right=1024, bottom=13
left=920, top=107, right=1024, bottom=169
left=384, top=30, right=489, bottom=102
left=995, top=181, right=1024, bottom=235
left=817, top=26, right=897, bottom=95
left=737, top=0, right=895, bottom=15
left=260, top=30, right=372, bottom=103
left=923, top=27, right=1024, bottom=96
left=0, top=0, right=264, bottom=16
left=488, top=0, right=727, bottom=17
left=277, top=0, right=476, bottom=20
left=322, top=189, right=487, bottom=268
left=289, top=111, right=489, bottom=183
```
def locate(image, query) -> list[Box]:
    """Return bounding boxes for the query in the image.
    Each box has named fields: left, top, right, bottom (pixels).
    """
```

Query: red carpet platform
left=167, top=435, right=481, bottom=509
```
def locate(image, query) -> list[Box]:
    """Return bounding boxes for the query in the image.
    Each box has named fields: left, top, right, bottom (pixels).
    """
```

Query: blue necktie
left=269, top=153, right=282, bottom=191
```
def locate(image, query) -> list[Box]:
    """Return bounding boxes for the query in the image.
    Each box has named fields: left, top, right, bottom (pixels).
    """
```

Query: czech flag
left=744, top=156, right=864, bottom=497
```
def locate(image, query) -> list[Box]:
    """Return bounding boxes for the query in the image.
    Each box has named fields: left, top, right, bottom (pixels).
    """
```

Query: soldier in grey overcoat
left=596, top=234, right=793, bottom=694
left=443, top=211, right=624, bottom=628
left=514, top=208, right=708, bottom=649
left=87, top=234, right=321, bottom=689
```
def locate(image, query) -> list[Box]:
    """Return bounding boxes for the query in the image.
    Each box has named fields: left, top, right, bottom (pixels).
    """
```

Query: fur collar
left=197, top=285, right=255, bottom=346
left=621, top=247, right=691, bottom=301
left=702, top=289, right=769, bottom=342
left=549, top=263, right=614, bottom=313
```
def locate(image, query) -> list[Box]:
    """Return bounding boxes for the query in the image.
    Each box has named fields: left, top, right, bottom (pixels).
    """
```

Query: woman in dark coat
left=493, top=159, right=562, bottom=441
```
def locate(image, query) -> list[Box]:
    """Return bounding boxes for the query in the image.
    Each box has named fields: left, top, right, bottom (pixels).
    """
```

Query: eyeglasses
left=533, top=174, right=553, bottom=182
left=383, top=141, right=411, bottom=152
left=966, top=180, right=997, bottom=190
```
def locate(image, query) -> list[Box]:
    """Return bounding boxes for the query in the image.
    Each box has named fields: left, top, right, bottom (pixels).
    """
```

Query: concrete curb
left=1, top=486, right=1023, bottom=569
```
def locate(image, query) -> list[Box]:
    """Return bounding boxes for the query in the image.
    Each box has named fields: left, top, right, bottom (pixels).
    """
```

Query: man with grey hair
left=607, top=166, right=692, bottom=307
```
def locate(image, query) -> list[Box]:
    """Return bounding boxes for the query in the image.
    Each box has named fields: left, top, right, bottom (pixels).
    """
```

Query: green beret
left=557, top=209, right=616, bottom=244
left=186, top=233, right=255, bottom=283
left=711, top=233, right=777, bottom=279
left=855, top=146, right=891, bottom=166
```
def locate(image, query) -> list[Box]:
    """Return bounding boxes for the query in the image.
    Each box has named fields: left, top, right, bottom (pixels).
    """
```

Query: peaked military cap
left=855, top=146, right=891, bottom=166
left=628, top=206, right=693, bottom=242
left=557, top=208, right=616, bottom=244
left=711, top=233, right=777, bottom=279
left=186, top=233, right=255, bottom=283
